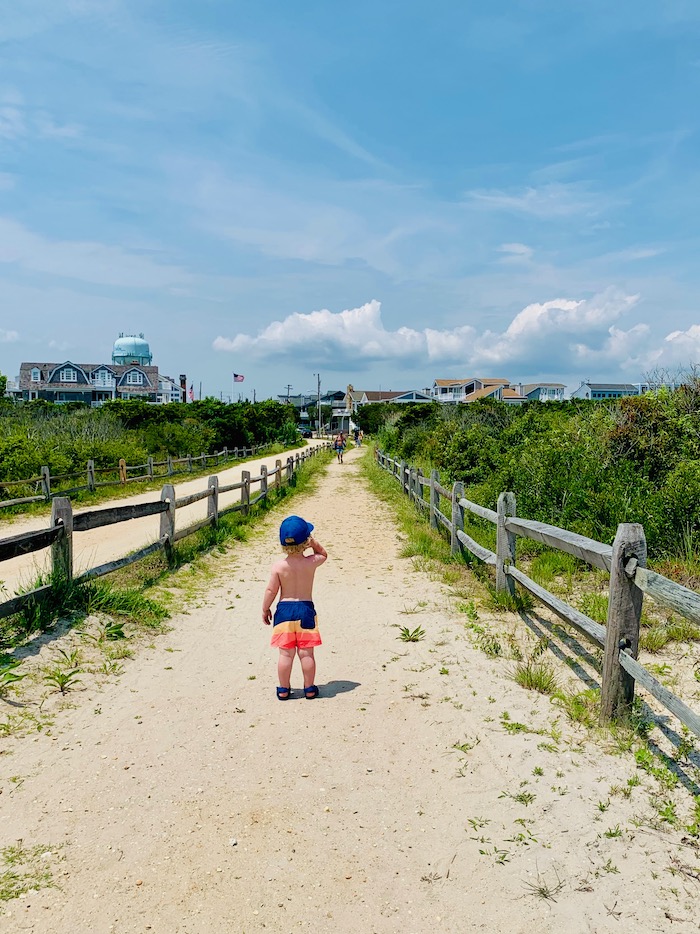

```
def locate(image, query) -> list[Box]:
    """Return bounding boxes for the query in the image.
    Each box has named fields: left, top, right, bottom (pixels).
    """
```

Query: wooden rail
left=0, top=443, right=331, bottom=632
left=0, top=443, right=278, bottom=511
left=375, top=448, right=700, bottom=738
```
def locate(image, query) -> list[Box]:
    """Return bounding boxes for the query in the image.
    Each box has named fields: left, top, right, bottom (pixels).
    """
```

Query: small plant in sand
left=523, top=869, right=565, bottom=901
left=398, top=625, right=425, bottom=643
left=43, top=665, right=82, bottom=695
left=0, top=658, right=26, bottom=695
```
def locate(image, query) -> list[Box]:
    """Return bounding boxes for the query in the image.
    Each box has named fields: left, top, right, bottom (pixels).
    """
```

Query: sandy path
left=0, top=441, right=326, bottom=596
left=1, top=449, right=696, bottom=933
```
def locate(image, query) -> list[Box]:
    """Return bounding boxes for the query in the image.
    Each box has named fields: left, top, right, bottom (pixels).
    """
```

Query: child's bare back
left=262, top=515, right=327, bottom=700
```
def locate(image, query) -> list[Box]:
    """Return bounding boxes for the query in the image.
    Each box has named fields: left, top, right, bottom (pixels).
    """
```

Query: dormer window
left=59, top=367, right=77, bottom=382
left=126, top=370, right=143, bottom=385
left=31, top=367, right=41, bottom=382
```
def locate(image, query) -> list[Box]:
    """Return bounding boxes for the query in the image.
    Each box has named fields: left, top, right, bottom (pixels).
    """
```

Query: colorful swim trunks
left=270, top=600, right=322, bottom=650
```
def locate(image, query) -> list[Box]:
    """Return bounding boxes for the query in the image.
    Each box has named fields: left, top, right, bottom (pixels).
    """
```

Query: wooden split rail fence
left=0, top=444, right=331, bottom=624
left=376, top=448, right=700, bottom=739
left=0, top=444, right=275, bottom=510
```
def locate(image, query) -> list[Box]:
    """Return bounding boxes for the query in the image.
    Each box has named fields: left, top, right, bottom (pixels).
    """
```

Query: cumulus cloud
left=641, top=324, right=700, bottom=369
left=213, top=289, right=652, bottom=374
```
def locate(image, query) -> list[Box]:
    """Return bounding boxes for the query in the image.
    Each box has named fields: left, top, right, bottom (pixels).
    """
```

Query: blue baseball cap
left=279, top=515, right=314, bottom=546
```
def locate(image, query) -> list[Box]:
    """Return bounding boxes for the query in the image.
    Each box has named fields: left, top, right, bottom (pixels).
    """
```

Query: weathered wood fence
left=376, top=448, right=700, bottom=739
left=0, top=443, right=331, bottom=624
left=0, top=444, right=276, bottom=510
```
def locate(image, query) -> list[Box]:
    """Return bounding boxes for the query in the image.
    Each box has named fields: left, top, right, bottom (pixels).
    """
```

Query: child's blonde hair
left=281, top=537, right=311, bottom=555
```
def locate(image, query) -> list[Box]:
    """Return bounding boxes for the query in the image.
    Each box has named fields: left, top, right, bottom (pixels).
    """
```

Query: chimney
left=179, top=374, right=187, bottom=403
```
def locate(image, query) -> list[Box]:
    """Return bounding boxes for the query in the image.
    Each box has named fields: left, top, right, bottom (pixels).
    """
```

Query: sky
left=1, top=0, right=700, bottom=401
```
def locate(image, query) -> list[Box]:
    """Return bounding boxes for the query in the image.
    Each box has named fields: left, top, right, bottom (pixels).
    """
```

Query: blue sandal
left=304, top=685, right=319, bottom=700
left=276, top=686, right=291, bottom=700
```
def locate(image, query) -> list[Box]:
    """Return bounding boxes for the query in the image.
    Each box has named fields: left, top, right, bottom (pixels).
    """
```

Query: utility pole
left=314, top=373, right=321, bottom=437
left=285, top=383, right=293, bottom=403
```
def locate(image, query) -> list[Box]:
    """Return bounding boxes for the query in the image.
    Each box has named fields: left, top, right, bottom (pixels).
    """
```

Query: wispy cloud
left=0, top=328, right=19, bottom=343
left=466, top=182, right=604, bottom=218
left=0, top=218, right=190, bottom=289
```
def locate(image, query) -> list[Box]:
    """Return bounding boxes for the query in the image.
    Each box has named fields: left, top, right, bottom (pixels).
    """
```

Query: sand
left=1, top=446, right=698, bottom=933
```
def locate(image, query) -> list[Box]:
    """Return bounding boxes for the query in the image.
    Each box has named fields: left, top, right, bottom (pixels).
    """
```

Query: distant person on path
left=333, top=432, right=346, bottom=463
left=353, top=427, right=360, bottom=447
left=262, top=515, right=327, bottom=700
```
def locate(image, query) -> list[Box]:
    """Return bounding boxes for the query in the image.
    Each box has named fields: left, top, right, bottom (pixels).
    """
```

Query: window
left=59, top=367, right=77, bottom=382
left=126, top=370, right=143, bottom=385
left=31, top=367, right=41, bottom=382
left=92, top=369, right=114, bottom=387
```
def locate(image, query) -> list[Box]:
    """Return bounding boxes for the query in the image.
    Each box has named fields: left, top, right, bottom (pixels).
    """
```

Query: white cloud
left=497, top=242, right=534, bottom=264
left=0, top=218, right=190, bottom=289
left=213, top=289, right=651, bottom=375
left=641, top=323, right=700, bottom=369
left=0, top=328, right=19, bottom=342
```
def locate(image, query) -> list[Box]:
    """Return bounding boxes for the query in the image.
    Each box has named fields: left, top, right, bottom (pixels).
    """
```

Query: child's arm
left=307, top=537, right=327, bottom=564
left=261, top=567, right=280, bottom=625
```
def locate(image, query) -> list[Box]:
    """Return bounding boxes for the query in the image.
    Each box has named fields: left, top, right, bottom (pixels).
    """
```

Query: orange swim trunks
left=270, top=600, right=322, bottom=650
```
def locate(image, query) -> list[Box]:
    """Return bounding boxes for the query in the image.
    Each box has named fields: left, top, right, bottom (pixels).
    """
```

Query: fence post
left=260, top=464, right=268, bottom=499
left=187, top=454, right=193, bottom=472
left=160, top=484, right=176, bottom=564
left=51, top=497, right=73, bottom=581
left=208, top=475, right=219, bottom=528
left=429, top=469, right=439, bottom=530
left=147, top=456, right=154, bottom=479
left=167, top=456, right=174, bottom=476
left=241, top=470, right=250, bottom=515
left=450, top=481, right=464, bottom=556
left=496, top=492, right=517, bottom=594
left=295, top=453, right=300, bottom=471
left=119, top=458, right=127, bottom=484
left=87, top=459, right=96, bottom=492
left=399, top=460, right=406, bottom=494
left=40, top=465, right=51, bottom=500
left=275, top=459, right=282, bottom=490
left=600, top=523, right=647, bottom=725
left=416, top=468, right=424, bottom=507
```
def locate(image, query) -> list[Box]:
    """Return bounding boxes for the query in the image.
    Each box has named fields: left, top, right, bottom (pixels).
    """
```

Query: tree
left=0, top=371, right=6, bottom=397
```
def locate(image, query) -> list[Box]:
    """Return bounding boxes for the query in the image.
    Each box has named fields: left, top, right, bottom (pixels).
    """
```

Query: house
left=18, top=334, right=186, bottom=406
left=430, top=378, right=510, bottom=403
left=517, top=383, right=566, bottom=402
left=19, top=360, right=161, bottom=404
left=570, top=382, right=641, bottom=401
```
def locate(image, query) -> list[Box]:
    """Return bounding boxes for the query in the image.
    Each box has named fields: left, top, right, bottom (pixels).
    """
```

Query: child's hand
left=262, top=609, right=272, bottom=625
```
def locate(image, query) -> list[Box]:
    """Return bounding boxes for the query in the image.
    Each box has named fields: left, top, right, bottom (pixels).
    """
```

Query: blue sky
left=1, top=0, right=700, bottom=400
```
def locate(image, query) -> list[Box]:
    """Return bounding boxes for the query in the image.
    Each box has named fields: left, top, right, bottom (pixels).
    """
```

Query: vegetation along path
left=1, top=447, right=698, bottom=933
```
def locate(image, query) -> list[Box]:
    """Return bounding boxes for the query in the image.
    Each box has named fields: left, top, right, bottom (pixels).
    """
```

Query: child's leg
left=277, top=648, right=296, bottom=689
left=297, top=647, right=316, bottom=687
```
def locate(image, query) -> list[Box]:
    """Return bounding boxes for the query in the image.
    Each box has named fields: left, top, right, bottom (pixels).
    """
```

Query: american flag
left=233, top=373, right=245, bottom=382
left=188, top=384, right=194, bottom=401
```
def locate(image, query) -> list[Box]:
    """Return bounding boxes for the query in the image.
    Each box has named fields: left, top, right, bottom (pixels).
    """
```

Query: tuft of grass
left=554, top=688, right=600, bottom=729
left=529, top=551, right=577, bottom=591
left=577, top=592, right=609, bottom=624
left=513, top=658, right=559, bottom=695
left=523, top=869, right=564, bottom=901
left=486, top=585, right=534, bottom=613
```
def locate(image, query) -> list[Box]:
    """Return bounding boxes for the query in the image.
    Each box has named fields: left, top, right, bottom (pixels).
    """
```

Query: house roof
left=360, top=390, right=407, bottom=402
left=502, top=387, right=527, bottom=399
left=19, top=361, right=159, bottom=391
left=463, top=385, right=502, bottom=402
left=520, top=383, right=566, bottom=392
left=584, top=383, right=640, bottom=391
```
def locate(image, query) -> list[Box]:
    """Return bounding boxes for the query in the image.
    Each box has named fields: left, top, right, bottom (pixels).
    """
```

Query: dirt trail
left=1, top=449, right=696, bottom=933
